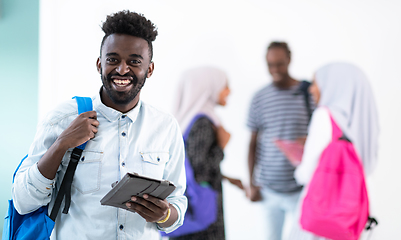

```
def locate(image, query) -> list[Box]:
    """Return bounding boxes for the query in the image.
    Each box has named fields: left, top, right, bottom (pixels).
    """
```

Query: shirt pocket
left=140, top=152, right=169, bottom=180
left=70, top=150, right=103, bottom=194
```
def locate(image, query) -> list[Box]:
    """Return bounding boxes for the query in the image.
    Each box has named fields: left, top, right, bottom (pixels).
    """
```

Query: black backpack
left=297, top=80, right=313, bottom=121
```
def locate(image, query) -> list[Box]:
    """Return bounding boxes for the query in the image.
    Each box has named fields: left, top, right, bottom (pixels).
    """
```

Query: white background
left=39, top=0, right=401, bottom=239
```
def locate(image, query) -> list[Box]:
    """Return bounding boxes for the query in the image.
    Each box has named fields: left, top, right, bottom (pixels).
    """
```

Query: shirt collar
left=93, top=92, right=142, bottom=123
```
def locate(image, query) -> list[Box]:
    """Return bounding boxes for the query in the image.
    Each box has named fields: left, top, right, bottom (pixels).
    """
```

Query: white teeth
left=113, top=79, right=130, bottom=85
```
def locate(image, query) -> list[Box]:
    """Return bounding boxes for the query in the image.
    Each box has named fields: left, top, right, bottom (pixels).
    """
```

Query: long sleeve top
left=295, top=107, right=332, bottom=185
left=12, top=94, right=187, bottom=240
left=171, top=117, right=225, bottom=240
left=290, top=107, right=332, bottom=240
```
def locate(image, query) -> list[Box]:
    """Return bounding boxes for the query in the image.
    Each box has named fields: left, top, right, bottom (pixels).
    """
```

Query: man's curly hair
left=267, top=41, right=291, bottom=59
left=100, top=10, right=158, bottom=61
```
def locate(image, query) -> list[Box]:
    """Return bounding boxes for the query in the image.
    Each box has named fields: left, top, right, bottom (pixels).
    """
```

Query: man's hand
left=37, top=111, right=99, bottom=179
left=295, top=136, right=307, bottom=145
left=125, top=194, right=177, bottom=227
left=57, top=111, right=99, bottom=149
left=246, top=184, right=262, bottom=202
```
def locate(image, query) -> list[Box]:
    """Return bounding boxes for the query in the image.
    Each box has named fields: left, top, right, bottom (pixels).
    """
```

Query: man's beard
left=101, top=69, right=147, bottom=106
left=272, top=74, right=291, bottom=88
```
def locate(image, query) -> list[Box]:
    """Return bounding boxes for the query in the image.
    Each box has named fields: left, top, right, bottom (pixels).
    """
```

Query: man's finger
left=126, top=201, right=159, bottom=222
left=89, top=132, right=95, bottom=139
left=130, top=196, right=157, bottom=211
left=131, top=195, right=168, bottom=216
left=135, top=209, right=158, bottom=223
left=91, top=125, right=98, bottom=134
left=89, top=119, right=100, bottom=127
left=140, top=194, right=169, bottom=209
left=81, top=111, right=97, bottom=119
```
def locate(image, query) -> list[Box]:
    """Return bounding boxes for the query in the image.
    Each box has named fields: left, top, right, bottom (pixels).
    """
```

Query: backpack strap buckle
left=366, top=217, right=378, bottom=230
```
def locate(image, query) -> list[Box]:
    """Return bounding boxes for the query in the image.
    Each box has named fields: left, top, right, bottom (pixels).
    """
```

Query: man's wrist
left=157, top=208, right=171, bottom=224
left=53, top=137, right=72, bottom=152
left=157, top=204, right=178, bottom=228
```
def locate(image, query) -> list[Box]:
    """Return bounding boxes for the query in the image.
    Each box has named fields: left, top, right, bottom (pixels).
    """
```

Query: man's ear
left=96, top=57, right=101, bottom=74
left=147, top=61, right=155, bottom=78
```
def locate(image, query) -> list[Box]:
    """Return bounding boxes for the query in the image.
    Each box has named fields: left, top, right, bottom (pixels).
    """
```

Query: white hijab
left=315, top=62, right=380, bottom=175
left=173, top=66, right=228, bottom=132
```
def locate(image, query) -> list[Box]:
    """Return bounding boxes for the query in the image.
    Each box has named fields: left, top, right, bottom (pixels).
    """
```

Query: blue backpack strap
left=72, top=96, right=93, bottom=150
left=50, top=96, right=93, bottom=218
left=12, top=155, right=28, bottom=184
left=13, top=97, right=93, bottom=184
left=6, top=97, right=94, bottom=240
left=49, top=96, right=92, bottom=220
left=73, top=96, right=93, bottom=115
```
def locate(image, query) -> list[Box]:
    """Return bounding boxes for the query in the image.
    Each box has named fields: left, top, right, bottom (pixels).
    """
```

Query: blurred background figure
left=171, top=66, right=243, bottom=240
left=246, top=42, right=314, bottom=240
left=290, top=62, right=379, bottom=239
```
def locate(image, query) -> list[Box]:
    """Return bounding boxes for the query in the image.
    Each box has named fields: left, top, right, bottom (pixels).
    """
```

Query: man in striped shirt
left=247, top=42, right=314, bottom=240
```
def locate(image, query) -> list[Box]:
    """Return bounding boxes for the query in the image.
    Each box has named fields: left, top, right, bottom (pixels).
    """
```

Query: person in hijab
left=171, top=66, right=243, bottom=240
left=288, top=62, right=379, bottom=239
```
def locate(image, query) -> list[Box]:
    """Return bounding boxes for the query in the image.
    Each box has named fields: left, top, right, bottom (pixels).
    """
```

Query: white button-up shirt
left=12, top=94, right=187, bottom=240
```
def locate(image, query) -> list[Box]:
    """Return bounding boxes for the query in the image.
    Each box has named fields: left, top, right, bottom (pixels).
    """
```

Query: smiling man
left=12, top=10, right=187, bottom=239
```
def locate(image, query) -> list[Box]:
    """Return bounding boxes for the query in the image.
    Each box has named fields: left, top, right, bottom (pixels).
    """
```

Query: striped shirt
left=247, top=82, right=314, bottom=193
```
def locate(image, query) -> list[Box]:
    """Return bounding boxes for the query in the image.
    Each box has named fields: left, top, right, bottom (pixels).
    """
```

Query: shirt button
left=122, top=162, right=125, bottom=167
left=122, top=115, right=126, bottom=119
left=122, top=132, right=126, bottom=137
left=119, top=224, right=124, bottom=230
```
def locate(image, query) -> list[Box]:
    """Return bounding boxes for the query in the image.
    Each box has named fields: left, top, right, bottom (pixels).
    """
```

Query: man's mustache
left=107, top=72, right=138, bottom=83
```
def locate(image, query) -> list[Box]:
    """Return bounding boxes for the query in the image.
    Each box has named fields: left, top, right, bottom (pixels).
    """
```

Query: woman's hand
left=222, top=175, right=244, bottom=190
left=216, top=126, right=231, bottom=149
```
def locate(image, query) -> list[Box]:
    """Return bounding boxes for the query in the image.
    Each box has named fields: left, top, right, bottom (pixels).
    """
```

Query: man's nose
left=116, top=62, right=130, bottom=75
left=269, top=65, right=278, bottom=73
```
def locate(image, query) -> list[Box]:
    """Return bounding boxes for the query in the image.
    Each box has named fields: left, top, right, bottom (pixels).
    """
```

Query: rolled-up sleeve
left=157, top=119, right=187, bottom=233
left=12, top=117, right=57, bottom=214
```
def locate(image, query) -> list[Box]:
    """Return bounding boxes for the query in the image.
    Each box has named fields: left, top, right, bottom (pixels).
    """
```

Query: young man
left=246, top=42, right=314, bottom=240
left=12, top=11, right=187, bottom=239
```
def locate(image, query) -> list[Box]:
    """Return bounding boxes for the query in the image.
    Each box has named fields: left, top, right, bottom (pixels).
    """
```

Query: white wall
left=39, top=0, right=401, bottom=239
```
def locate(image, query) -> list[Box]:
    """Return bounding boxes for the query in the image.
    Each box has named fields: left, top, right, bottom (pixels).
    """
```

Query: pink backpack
left=300, top=111, right=369, bottom=240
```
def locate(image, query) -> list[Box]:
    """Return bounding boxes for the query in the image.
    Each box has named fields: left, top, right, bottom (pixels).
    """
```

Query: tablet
left=100, top=172, right=176, bottom=211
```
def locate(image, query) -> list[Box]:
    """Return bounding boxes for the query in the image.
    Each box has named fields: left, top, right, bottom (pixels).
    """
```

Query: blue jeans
left=261, top=187, right=302, bottom=240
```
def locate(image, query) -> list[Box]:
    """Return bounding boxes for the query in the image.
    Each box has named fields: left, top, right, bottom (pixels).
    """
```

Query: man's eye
left=106, top=58, right=117, bottom=62
left=131, top=60, right=141, bottom=64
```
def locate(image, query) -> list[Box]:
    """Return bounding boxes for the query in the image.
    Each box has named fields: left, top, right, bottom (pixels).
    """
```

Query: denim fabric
left=12, top=94, right=187, bottom=240
left=261, top=187, right=301, bottom=240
